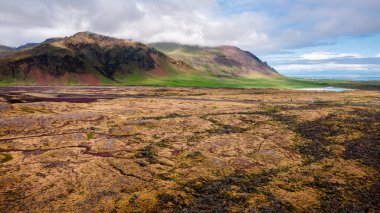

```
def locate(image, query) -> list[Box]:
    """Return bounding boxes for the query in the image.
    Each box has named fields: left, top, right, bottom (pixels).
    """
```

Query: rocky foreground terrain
left=0, top=86, right=379, bottom=212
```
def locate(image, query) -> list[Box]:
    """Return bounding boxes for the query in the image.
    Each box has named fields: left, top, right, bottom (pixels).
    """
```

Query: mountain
left=151, top=43, right=280, bottom=78
left=0, top=45, right=14, bottom=58
left=0, top=45, right=13, bottom=52
left=15, top=43, right=39, bottom=50
left=14, top=38, right=67, bottom=51
left=0, top=32, right=191, bottom=85
left=0, top=32, right=280, bottom=85
left=0, top=44, right=39, bottom=59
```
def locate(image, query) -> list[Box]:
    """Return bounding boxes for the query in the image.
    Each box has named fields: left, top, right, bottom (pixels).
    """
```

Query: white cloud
left=0, top=0, right=380, bottom=54
left=301, top=52, right=360, bottom=60
left=274, top=63, right=379, bottom=72
left=0, top=0, right=276, bottom=52
left=375, top=53, right=380, bottom=58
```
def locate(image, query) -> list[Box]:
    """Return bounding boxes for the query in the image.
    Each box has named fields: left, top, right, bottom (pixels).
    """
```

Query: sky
left=1, top=0, right=379, bottom=79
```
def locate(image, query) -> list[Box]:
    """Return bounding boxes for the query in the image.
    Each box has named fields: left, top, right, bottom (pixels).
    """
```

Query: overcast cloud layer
left=1, top=0, right=379, bottom=51
left=1, top=0, right=380, bottom=78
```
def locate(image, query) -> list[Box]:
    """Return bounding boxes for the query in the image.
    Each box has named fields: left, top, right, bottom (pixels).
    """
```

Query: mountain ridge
left=151, top=42, right=280, bottom=78
left=0, top=32, right=280, bottom=85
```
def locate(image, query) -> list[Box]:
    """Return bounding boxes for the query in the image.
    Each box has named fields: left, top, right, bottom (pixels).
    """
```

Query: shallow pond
left=296, top=87, right=352, bottom=92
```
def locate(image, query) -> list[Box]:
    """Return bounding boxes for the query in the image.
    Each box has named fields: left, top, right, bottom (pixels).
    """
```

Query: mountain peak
left=72, top=31, right=108, bottom=39
left=62, top=32, right=140, bottom=48
left=68, top=31, right=115, bottom=43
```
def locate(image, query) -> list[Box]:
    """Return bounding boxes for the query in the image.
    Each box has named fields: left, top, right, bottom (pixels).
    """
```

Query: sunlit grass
left=1, top=68, right=379, bottom=89
left=109, top=73, right=333, bottom=89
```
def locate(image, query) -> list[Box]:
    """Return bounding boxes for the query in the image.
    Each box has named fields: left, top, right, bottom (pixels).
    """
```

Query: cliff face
left=215, top=46, right=280, bottom=77
left=58, top=32, right=157, bottom=79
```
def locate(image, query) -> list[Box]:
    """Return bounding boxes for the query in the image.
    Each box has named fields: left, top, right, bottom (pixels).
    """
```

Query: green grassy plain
left=109, top=73, right=380, bottom=90
left=2, top=71, right=380, bottom=89
left=106, top=62, right=380, bottom=89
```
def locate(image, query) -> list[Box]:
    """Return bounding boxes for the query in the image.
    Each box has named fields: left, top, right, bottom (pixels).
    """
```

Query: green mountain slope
left=151, top=43, right=281, bottom=78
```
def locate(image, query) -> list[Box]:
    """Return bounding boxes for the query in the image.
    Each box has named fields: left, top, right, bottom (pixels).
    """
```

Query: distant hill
left=0, top=45, right=14, bottom=58
left=0, top=32, right=280, bottom=86
left=151, top=43, right=280, bottom=78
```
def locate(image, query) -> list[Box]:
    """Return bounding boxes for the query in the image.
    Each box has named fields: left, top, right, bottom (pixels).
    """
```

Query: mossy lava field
left=0, top=86, right=379, bottom=212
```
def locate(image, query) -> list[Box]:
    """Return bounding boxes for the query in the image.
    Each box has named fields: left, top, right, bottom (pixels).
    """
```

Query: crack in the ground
left=110, top=164, right=148, bottom=182
left=0, top=132, right=133, bottom=143
left=0, top=145, right=116, bottom=158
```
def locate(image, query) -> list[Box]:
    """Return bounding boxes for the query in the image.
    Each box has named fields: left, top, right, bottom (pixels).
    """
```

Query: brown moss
left=0, top=87, right=379, bottom=212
